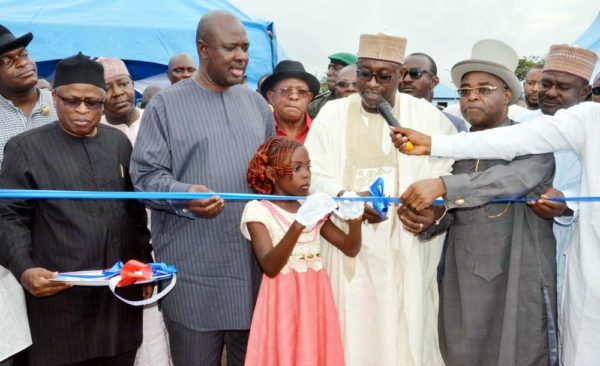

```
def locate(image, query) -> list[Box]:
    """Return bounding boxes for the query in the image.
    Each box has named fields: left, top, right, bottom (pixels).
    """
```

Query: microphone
left=377, top=99, right=414, bottom=151
left=376, top=99, right=402, bottom=128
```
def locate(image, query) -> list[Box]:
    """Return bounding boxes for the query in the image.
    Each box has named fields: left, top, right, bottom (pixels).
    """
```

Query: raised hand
left=390, top=127, right=432, bottom=155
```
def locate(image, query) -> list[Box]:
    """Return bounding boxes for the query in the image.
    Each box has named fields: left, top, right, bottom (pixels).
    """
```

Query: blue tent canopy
left=574, top=11, right=600, bottom=79
left=2, top=0, right=278, bottom=88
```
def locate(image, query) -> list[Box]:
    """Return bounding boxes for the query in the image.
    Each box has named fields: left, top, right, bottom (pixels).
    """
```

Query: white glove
left=296, top=192, right=337, bottom=228
left=333, top=191, right=364, bottom=220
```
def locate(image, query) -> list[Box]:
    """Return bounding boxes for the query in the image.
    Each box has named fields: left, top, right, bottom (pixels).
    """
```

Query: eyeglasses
left=272, top=87, right=312, bottom=99
left=457, top=85, right=505, bottom=98
left=592, top=86, right=600, bottom=96
left=405, top=67, right=434, bottom=79
left=56, top=93, right=104, bottom=110
left=356, top=69, right=396, bottom=84
left=0, top=48, right=30, bottom=68
left=336, top=80, right=357, bottom=88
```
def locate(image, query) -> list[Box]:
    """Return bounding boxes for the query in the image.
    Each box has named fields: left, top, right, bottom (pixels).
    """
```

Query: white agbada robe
left=429, top=101, right=600, bottom=366
left=305, top=93, right=456, bottom=366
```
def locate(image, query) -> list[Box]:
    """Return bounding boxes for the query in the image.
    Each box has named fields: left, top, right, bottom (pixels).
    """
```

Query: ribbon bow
left=369, top=177, right=390, bottom=219
left=102, top=260, right=177, bottom=287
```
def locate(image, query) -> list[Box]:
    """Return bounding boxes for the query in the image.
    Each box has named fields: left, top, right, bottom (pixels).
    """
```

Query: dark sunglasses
left=592, top=86, right=600, bottom=96
left=356, top=69, right=396, bottom=84
left=405, top=67, right=434, bottom=79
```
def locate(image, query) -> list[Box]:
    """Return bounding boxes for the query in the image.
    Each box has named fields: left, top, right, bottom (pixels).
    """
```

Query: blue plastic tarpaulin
left=1, top=0, right=278, bottom=88
left=574, top=11, right=600, bottom=79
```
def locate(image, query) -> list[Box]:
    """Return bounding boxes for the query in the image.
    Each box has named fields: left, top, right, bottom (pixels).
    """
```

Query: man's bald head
left=196, top=10, right=243, bottom=44
left=167, top=53, right=196, bottom=84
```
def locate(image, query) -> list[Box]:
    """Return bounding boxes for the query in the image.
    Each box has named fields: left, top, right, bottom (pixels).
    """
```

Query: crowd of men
left=1, top=9, right=600, bottom=366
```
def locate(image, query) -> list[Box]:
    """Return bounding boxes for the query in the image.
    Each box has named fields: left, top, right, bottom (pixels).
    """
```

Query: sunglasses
left=272, top=87, right=312, bottom=99
left=592, top=86, right=600, bottom=96
left=405, top=67, right=434, bottom=79
left=356, top=69, right=397, bottom=84
left=336, top=80, right=357, bottom=88
left=56, top=93, right=104, bottom=110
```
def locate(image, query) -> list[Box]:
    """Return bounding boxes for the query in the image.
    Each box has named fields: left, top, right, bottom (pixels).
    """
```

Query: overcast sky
left=230, top=0, right=599, bottom=86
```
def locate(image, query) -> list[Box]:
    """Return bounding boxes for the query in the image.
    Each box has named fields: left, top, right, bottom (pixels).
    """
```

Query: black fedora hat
left=0, top=24, right=33, bottom=55
left=260, top=60, right=320, bottom=98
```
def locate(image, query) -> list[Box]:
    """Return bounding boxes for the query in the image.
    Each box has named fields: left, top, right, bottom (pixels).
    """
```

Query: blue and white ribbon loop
left=369, top=177, right=390, bottom=218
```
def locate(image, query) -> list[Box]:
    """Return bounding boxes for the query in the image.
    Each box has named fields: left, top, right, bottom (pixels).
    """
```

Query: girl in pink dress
left=242, top=137, right=363, bottom=366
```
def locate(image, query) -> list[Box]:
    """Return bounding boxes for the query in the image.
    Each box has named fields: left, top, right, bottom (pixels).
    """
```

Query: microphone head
left=376, top=98, right=391, bottom=112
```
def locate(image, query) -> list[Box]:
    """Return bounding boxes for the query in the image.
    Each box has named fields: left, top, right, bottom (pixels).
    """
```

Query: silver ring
left=419, top=223, right=424, bottom=231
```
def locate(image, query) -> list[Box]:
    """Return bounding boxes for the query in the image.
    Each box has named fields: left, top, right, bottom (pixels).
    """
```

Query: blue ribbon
left=0, top=189, right=598, bottom=205
left=369, top=178, right=390, bottom=218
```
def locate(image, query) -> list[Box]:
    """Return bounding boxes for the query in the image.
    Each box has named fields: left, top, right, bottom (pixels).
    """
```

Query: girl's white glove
left=296, top=192, right=337, bottom=228
left=333, top=191, right=364, bottom=220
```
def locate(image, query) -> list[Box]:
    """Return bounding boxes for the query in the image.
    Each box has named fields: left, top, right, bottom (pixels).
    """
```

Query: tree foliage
left=515, top=56, right=544, bottom=81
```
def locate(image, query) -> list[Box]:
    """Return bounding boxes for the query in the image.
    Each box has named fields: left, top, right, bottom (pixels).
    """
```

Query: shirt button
left=454, top=199, right=465, bottom=206
left=182, top=209, right=188, bottom=213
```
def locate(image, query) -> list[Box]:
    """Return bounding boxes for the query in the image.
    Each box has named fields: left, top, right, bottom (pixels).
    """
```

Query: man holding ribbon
left=398, top=39, right=558, bottom=365
left=131, top=11, right=274, bottom=365
left=0, top=53, right=151, bottom=366
left=304, top=33, right=456, bottom=365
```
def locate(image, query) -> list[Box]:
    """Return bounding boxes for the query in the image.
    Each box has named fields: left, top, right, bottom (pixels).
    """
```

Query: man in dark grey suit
left=131, top=10, right=274, bottom=366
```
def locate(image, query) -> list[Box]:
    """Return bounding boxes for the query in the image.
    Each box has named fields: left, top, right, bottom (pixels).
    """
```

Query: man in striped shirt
left=131, top=10, right=274, bottom=366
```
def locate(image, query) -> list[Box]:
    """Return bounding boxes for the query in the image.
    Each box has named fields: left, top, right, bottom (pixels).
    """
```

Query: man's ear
left=580, top=84, right=592, bottom=101
left=431, top=75, right=440, bottom=89
left=197, top=39, right=209, bottom=61
left=504, top=89, right=513, bottom=105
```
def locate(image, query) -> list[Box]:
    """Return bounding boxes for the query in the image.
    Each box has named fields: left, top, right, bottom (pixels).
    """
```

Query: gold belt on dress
left=289, top=253, right=320, bottom=260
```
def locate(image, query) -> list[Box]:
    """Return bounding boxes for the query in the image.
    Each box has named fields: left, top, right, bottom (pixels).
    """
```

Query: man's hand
left=20, top=267, right=72, bottom=297
left=390, top=127, right=432, bottom=155
left=400, top=178, right=447, bottom=211
left=398, top=205, right=445, bottom=234
left=187, top=185, right=224, bottom=218
left=357, top=190, right=387, bottom=224
left=527, top=187, right=568, bottom=219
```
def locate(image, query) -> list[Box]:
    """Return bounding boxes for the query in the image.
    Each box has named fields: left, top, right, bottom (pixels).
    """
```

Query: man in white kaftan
left=304, top=33, right=456, bottom=366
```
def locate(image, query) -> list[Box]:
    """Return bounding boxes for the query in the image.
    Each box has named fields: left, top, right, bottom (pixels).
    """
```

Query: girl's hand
left=296, top=192, right=337, bottom=228
left=334, top=191, right=365, bottom=220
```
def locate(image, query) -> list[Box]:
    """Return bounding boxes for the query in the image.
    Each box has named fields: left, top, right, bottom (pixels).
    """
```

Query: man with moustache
left=166, top=53, right=196, bottom=84
left=397, top=39, right=557, bottom=366
left=514, top=45, right=596, bottom=316
left=0, top=24, right=57, bottom=365
left=305, top=33, right=455, bottom=365
left=0, top=52, right=150, bottom=366
left=131, top=11, right=274, bottom=365
left=523, top=64, right=543, bottom=110
left=308, top=52, right=357, bottom=118
left=400, top=52, right=467, bottom=132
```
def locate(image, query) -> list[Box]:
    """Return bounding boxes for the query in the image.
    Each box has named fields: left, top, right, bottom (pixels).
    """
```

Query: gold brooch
left=41, top=106, right=50, bottom=116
